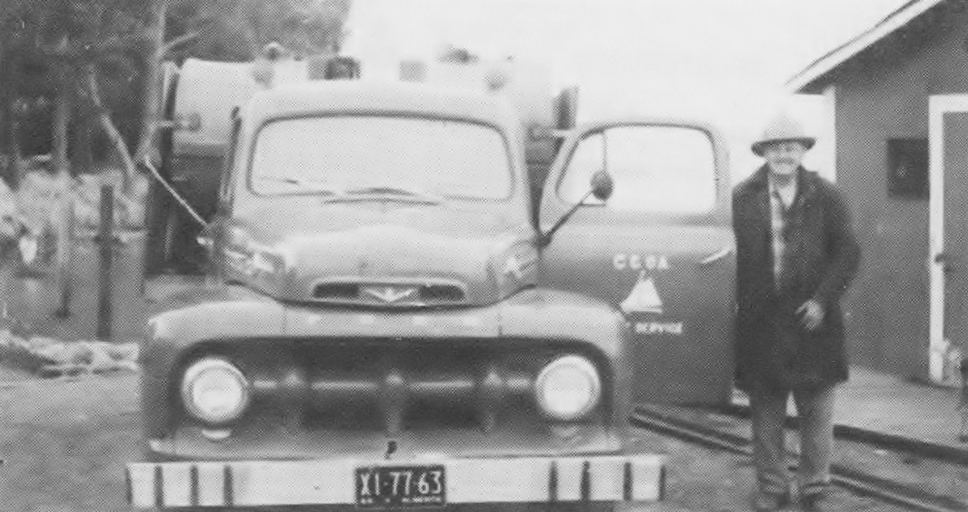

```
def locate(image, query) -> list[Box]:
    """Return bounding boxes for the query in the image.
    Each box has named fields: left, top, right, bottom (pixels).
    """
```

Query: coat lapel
left=794, top=166, right=817, bottom=210
left=748, top=166, right=772, bottom=245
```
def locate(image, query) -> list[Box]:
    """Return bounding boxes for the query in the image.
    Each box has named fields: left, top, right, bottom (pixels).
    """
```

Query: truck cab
left=130, top=54, right=735, bottom=510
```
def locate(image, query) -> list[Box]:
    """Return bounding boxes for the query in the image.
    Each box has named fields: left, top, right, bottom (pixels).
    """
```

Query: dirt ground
left=0, top=372, right=140, bottom=512
left=0, top=231, right=196, bottom=509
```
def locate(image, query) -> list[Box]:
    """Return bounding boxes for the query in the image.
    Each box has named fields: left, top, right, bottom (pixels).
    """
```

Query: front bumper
left=127, top=455, right=664, bottom=509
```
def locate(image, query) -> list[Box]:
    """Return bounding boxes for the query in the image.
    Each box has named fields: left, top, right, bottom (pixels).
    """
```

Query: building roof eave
left=786, top=0, right=944, bottom=93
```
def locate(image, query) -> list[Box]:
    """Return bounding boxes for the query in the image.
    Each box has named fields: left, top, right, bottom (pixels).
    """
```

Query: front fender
left=499, top=287, right=630, bottom=357
left=499, top=288, right=633, bottom=433
left=140, top=286, right=285, bottom=441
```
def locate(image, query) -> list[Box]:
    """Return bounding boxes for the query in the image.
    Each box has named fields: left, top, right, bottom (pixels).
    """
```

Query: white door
left=928, top=95, right=968, bottom=385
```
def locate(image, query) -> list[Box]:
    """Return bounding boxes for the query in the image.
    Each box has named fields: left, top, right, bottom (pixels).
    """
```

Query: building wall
left=831, top=7, right=968, bottom=379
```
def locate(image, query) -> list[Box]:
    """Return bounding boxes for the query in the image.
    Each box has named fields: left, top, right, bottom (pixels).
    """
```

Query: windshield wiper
left=342, top=185, right=444, bottom=203
left=254, top=177, right=344, bottom=195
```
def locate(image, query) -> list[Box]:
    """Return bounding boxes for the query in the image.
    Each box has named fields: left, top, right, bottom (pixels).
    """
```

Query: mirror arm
left=142, top=155, right=210, bottom=229
left=538, top=189, right=594, bottom=249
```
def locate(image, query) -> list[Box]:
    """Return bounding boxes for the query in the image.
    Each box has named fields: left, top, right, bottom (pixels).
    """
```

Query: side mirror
left=197, top=233, right=214, bottom=254
left=538, top=171, right=613, bottom=248
left=590, top=171, right=613, bottom=202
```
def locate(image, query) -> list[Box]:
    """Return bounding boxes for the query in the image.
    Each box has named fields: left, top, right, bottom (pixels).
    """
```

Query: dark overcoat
left=732, top=166, right=861, bottom=392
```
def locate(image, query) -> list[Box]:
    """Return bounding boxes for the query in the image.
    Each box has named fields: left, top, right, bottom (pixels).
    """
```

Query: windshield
left=249, top=116, right=513, bottom=200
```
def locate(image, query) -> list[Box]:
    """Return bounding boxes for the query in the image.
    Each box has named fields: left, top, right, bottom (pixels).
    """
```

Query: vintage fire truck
left=130, top=51, right=736, bottom=510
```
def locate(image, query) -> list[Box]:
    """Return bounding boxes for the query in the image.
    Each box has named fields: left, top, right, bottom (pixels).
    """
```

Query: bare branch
left=34, top=34, right=146, bottom=62
left=159, top=30, right=200, bottom=58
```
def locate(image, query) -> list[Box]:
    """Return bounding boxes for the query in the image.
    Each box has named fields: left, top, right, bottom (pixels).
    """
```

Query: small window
left=557, top=125, right=716, bottom=213
left=887, top=138, right=928, bottom=199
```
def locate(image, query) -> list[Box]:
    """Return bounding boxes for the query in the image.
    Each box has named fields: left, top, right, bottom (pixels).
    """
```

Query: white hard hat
left=751, top=112, right=816, bottom=156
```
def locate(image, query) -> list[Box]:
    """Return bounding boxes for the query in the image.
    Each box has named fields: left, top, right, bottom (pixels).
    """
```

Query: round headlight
left=181, top=358, right=250, bottom=424
left=534, top=355, right=601, bottom=421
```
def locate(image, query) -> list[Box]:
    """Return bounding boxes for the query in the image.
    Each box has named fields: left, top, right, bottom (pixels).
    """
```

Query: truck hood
left=226, top=202, right=537, bottom=307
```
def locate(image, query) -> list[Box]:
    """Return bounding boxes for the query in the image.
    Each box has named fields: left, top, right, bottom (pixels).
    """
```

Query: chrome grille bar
left=254, top=367, right=533, bottom=434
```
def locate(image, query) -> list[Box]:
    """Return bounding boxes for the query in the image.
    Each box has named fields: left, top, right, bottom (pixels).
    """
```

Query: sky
left=342, top=0, right=910, bottom=180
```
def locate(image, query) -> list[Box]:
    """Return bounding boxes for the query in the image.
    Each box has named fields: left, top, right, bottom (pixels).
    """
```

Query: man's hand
left=797, top=299, right=824, bottom=331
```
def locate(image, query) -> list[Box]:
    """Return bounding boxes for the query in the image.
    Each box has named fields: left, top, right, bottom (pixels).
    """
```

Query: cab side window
left=557, top=125, right=716, bottom=214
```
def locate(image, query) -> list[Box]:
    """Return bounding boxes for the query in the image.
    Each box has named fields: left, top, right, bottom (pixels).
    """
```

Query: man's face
left=763, top=141, right=807, bottom=177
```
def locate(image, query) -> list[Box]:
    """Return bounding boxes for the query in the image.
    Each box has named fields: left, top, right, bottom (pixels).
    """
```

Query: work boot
left=752, top=490, right=790, bottom=512
left=799, top=493, right=827, bottom=512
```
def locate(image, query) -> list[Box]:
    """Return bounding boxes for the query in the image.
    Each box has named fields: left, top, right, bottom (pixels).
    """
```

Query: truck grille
left=298, top=365, right=532, bottom=433
left=179, top=339, right=607, bottom=435
left=312, top=280, right=467, bottom=306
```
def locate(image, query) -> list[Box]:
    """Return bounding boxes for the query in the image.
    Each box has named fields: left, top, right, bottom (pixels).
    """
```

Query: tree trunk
left=2, top=53, right=22, bottom=189
left=54, top=81, right=70, bottom=179
left=0, top=47, right=9, bottom=188
left=133, top=0, right=168, bottom=164
left=85, top=64, right=136, bottom=191
left=74, top=116, right=94, bottom=175
left=0, top=98, right=11, bottom=188
left=9, top=106, right=22, bottom=190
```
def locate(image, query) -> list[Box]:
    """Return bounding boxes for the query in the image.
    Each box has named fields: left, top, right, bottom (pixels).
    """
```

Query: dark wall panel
left=829, top=7, right=968, bottom=379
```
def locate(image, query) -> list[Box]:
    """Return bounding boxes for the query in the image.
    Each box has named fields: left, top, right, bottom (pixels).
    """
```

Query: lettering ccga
left=613, top=254, right=670, bottom=271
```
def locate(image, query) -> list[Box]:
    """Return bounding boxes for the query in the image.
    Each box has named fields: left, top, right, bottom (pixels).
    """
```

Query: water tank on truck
left=144, top=53, right=362, bottom=277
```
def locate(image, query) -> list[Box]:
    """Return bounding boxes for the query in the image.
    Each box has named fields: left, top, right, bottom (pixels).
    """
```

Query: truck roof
left=243, top=80, right=521, bottom=128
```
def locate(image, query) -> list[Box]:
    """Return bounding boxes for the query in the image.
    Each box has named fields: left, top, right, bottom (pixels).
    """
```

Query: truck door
left=539, top=122, right=735, bottom=406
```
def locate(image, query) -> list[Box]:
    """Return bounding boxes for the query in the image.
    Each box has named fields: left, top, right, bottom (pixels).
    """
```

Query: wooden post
left=97, top=185, right=114, bottom=340
left=53, top=89, right=73, bottom=318
left=53, top=176, right=74, bottom=318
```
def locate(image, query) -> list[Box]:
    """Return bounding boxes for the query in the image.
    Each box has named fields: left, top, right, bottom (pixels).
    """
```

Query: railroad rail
left=715, top=403, right=968, bottom=467
left=631, top=406, right=968, bottom=512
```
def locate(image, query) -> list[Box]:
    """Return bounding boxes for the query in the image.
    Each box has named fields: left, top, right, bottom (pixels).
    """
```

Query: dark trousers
left=748, top=382, right=837, bottom=499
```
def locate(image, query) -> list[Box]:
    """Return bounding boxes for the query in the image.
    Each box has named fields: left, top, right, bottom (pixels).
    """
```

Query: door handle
left=935, top=253, right=957, bottom=273
left=699, top=246, right=733, bottom=266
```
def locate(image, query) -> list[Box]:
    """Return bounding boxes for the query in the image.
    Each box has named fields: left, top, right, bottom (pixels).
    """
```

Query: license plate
left=355, top=465, right=446, bottom=507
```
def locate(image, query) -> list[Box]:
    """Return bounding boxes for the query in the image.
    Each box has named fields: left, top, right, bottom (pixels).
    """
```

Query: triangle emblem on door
left=621, top=277, right=663, bottom=314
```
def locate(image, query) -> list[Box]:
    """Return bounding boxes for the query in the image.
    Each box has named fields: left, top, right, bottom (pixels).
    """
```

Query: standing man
left=732, top=112, right=861, bottom=512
